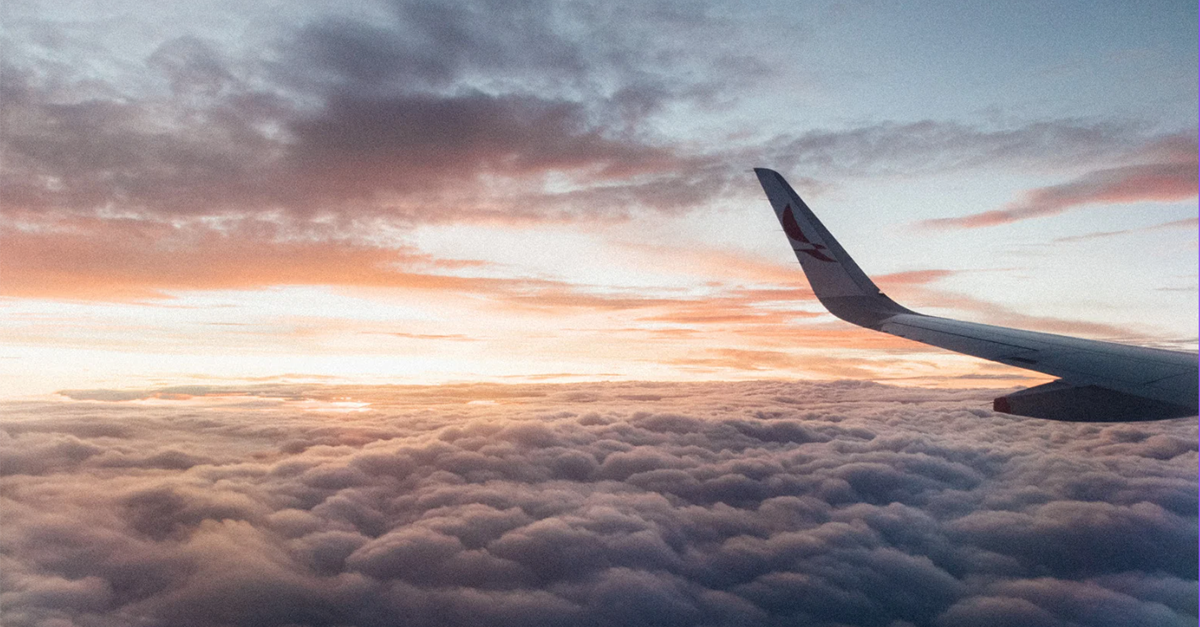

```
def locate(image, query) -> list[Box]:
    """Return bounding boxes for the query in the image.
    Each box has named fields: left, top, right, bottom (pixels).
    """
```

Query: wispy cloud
left=882, top=274, right=1146, bottom=340
left=1053, top=217, right=1198, bottom=243
left=919, top=135, right=1198, bottom=229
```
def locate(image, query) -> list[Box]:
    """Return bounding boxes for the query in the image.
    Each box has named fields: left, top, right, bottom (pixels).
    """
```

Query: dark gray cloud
left=0, top=0, right=715, bottom=225
left=5, top=0, right=1186, bottom=228
left=282, top=1, right=592, bottom=93
left=2, top=381, right=1195, bottom=626
left=283, top=90, right=677, bottom=207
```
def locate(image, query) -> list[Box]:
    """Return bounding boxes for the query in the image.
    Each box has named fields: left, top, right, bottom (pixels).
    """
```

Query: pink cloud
left=919, top=135, right=1198, bottom=229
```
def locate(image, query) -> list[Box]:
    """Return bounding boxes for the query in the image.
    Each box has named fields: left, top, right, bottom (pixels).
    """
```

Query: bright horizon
left=2, top=1, right=1197, bottom=398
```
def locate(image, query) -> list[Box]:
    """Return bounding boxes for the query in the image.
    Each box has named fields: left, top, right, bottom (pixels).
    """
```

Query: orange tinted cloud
left=729, top=323, right=939, bottom=351
left=0, top=218, right=533, bottom=301
left=919, top=135, right=1198, bottom=229
left=874, top=269, right=955, bottom=287
left=612, top=242, right=806, bottom=284
left=664, top=348, right=880, bottom=378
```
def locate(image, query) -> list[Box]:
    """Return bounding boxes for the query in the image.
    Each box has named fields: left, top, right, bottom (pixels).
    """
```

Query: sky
left=2, top=382, right=1197, bottom=625
left=1, top=0, right=1197, bottom=396
left=2, top=4, right=1198, bottom=625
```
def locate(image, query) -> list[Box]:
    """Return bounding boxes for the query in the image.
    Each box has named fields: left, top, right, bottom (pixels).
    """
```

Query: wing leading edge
left=754, top=167, right=1198, bottom=422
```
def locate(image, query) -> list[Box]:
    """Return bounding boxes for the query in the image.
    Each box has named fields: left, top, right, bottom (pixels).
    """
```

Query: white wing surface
left=755, top=167, right=1198, bottom=422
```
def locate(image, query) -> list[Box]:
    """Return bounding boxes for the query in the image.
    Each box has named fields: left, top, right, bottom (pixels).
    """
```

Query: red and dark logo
left=781, top=204, right=835, bottom=262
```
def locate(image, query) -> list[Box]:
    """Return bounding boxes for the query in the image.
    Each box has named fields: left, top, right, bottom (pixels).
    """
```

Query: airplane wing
left=754, top=167, right=1198, bottom=422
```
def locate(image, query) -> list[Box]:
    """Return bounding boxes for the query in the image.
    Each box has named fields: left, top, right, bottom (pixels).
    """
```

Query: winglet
left=754, top=168, right=913, bottom=329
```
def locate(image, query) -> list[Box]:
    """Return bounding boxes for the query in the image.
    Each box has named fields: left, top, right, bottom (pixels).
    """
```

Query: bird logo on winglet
left=781, top=204, right=836, bottom=262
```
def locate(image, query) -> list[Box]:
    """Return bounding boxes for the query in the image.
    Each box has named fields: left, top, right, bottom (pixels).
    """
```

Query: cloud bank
left=3, top=381, right=1195, bottom=626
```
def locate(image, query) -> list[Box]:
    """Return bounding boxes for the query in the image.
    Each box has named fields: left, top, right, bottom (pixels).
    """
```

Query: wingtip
left=753, top=168, right=783, bottom=188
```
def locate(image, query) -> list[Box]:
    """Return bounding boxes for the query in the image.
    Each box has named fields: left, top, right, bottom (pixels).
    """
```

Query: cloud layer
left=3, top=381, right=1195, bottom=626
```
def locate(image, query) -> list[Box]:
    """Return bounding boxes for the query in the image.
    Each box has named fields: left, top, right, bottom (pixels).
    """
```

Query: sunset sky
left=3, top=4, right=1198, bottom=625
left=2, top=0, right=1197, bottom=396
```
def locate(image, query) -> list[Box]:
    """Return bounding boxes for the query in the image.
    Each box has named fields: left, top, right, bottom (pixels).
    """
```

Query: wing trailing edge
left=754, top=168, right=1199, bottom=422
